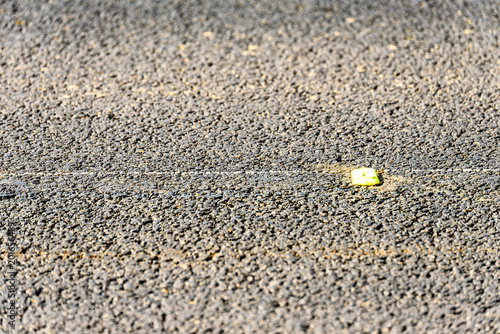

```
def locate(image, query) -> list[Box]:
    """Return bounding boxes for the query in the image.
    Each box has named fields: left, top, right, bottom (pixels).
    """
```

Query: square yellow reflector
left=351, top=168, right=380, bottom=186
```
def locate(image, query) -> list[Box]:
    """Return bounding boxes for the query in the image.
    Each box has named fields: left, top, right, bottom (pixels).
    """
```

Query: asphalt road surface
left=1, top=0, right=500, bottom=333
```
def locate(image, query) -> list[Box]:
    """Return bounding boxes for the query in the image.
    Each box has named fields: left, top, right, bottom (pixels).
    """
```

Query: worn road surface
left=1, top=0, right=500, bottom=333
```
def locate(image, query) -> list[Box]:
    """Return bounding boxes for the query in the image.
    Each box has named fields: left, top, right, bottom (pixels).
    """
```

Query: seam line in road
left=1, top=169, right=500, bottom=178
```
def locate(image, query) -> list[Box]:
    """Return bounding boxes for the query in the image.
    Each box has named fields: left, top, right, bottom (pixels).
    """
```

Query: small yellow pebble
left=351, top=168, right=380, bottom=186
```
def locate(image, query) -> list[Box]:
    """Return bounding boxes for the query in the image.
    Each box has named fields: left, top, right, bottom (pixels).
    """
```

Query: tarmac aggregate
left=0, top=0, right=500, bottom=333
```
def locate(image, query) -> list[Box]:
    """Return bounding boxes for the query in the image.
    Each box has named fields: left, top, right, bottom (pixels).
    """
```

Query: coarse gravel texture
left=1, top=0, right=500, bottom=333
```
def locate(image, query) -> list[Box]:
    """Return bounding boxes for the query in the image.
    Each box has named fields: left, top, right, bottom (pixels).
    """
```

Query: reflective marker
left=351, top=168, right=380, bottom=186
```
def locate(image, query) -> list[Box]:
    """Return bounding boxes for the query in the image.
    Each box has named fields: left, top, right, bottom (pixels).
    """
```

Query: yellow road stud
left=351, top=168, right=380, bottom=186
